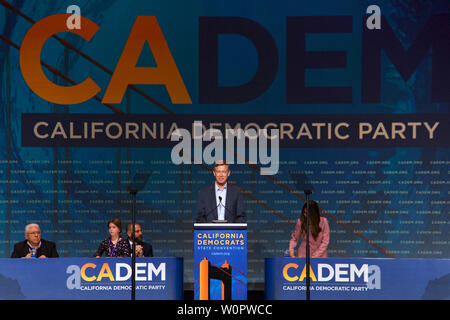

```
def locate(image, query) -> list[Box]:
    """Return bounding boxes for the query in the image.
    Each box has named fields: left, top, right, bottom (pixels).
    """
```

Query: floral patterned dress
left=93, top=237, right=130, bottom=257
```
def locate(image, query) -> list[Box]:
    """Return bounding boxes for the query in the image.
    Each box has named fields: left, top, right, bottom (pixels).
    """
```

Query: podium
left=194, top=223, right=247, bottom=300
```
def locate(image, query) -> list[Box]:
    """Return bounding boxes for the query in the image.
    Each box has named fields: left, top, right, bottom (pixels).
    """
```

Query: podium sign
left=194, top=223, right=247, bottom=300
left=265, top=257, right=450, bottom=300
left=0, top=257, right=183, bottom=300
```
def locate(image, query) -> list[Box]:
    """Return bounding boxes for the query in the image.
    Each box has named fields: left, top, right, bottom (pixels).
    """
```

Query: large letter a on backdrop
left=103, top=16, right=192, bottom=104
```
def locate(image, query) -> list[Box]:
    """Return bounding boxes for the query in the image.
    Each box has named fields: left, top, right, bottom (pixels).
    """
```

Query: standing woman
left=94, top=218, right=130, bottom=257
left=289, top=200, right=330, bottom=258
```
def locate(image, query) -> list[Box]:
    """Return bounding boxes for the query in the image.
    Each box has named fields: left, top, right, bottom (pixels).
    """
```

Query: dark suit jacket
left=195, top=184, right=246, bottom=223
left=141, top=241, right=153, bottom=257
left=11, top=239, right=59, bottom=258
left=126, top=238, right=154, bottom=257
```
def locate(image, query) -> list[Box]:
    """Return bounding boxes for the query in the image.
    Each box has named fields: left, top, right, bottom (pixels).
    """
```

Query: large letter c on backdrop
left=20, top=14, right=101, bottom=105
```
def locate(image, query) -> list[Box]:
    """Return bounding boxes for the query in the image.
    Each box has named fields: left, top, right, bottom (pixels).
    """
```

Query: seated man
left=11, top=223, right=59, bottom=258
left=195, top=160, right=246, bottom=223
left=126, top=222, right=153, bottom=257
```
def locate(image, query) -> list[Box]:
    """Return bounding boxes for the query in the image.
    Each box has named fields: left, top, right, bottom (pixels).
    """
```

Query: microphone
left=218, top=196, right=234, bottom=218
left=213, top=196, right=229, bottom=223
left=198, top=201, right=221, bottom=223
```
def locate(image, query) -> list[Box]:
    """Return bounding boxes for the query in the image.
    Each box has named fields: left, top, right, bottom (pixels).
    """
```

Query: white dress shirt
left=215, top=182, right=227, bottom=220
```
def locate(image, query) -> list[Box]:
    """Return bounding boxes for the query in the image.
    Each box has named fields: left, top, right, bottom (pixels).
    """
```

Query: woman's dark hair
left=108, top=218, right=122, bottom=233
left=300, top=200, right=322, bottom=240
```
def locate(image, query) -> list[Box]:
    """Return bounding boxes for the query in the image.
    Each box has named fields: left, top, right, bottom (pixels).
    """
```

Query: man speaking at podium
left=195, top=161, right=246, bottom=223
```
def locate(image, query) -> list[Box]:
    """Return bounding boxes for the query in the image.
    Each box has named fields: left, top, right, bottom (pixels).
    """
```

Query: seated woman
left=289, top=200, right=330, bottom=258
left=94, top=218, right=130, bottom=257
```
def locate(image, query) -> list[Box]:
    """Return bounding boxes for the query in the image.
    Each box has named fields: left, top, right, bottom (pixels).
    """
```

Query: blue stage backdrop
left=0, top=0, right=448, bottom=291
